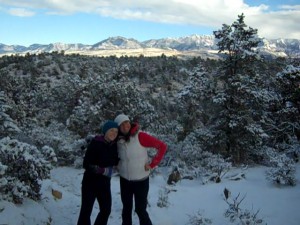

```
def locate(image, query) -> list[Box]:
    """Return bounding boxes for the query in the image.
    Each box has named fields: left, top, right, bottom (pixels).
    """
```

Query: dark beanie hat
left=102, top=120, right=118, bottom=135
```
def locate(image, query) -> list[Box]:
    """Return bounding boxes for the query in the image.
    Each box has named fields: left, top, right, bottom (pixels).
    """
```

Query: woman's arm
left=138, top=132, right=167, bottom=168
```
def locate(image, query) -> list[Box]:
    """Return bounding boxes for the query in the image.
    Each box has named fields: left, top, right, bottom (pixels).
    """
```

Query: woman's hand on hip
left=144, top=164, right=151, bottom=171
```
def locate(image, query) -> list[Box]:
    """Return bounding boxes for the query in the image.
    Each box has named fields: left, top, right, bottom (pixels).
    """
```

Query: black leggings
left=120, top=176, right=152, bottom=225
left=77, top=174, right=112, bottom=225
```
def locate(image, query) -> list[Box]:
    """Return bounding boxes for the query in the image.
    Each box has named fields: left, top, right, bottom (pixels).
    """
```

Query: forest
left=0, top=14, right=299, bottom=206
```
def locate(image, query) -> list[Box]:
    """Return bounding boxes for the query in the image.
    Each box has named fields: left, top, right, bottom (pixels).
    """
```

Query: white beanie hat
left=114, top=114, right=130, bottom=126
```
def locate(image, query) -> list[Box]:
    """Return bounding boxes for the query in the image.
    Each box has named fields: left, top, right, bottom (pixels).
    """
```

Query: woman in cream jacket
left=114, top=114, right=167, bottom=225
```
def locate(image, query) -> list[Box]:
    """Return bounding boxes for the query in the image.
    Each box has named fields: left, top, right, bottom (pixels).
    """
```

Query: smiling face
left=119, top=120, right=131, bottom=135
left=104, top=128, right=118, bottom=142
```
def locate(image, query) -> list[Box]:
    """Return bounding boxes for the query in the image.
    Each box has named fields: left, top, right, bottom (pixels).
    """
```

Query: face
left=119, top=120, right=131, bottom=135
left=104, top=128, right=118, bottom=142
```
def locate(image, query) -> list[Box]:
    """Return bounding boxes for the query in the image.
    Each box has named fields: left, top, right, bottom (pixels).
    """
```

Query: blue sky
left=0, top=0, right=299, bottom=46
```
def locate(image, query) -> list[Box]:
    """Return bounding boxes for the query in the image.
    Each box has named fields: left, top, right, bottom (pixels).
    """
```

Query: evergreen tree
left=273, top=65, right=300, bottom=142
left=177, top=63, right=215, bottom=138
left=213, top=13, right=261, bottom=76
left=0, top=91, right=20, bottom=138
left=67, top=73, right=157, bottom=136
left=211, top=14, right=267, bottom=163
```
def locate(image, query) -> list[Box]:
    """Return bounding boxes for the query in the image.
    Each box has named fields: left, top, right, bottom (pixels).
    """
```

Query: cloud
left=279, top=4, right=300, bottom=10
left=0, top=0, right=299, bottom=39
left=245, top=4, right=300, bottom=39
left=8, top=7, right=35, bottom=17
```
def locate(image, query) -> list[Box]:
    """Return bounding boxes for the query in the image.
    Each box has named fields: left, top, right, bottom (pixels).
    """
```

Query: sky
left=0, top=164, right=299, bottom=225
left=0, top=0, right=299, bottom=47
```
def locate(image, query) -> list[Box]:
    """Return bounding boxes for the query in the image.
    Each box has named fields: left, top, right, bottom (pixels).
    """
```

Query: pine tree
left=0, top=91, right=20, bottom=138
left=211, top=14, right=268, bottom=163
left=177, top=64, right=214, bottom=138
left=213, top=13, right=261, bottom=76
left=257, top=64, right=300, bottom=160
left=273, top=65, right=300, bottom=142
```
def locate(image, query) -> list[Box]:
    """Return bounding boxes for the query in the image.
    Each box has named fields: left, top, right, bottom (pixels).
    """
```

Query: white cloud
left=246, top=5, right=300, bottom=39
left=0, top=0, right=299, bottom=39
left=8, top=7, right=35, bottom=17
left=279, top=4, right=300, bottom=10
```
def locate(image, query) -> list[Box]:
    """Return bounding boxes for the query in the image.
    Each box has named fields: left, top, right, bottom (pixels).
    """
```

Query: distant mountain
left=0, top=35, right=299, bottom=58
left=143, top=34, right=216, bottom=50
left=24, top=43, right=91, bottom=53
left=92, top=36, right=144, bottom=50
left=259, top=38, right=300, bottom=57
left=0, top=43, right=27, bottom=53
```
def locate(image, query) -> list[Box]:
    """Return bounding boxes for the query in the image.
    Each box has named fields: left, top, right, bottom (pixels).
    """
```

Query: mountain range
left=1, top=35, right=299, bottom=58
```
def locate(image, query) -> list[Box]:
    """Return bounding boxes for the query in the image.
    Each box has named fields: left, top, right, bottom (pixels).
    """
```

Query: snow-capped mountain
left=260, top=38, right=300, bottom=57
left=24, top=43, right=91, bottom=53
left=92, top=36, right=145, bottom=50
left=143, top=34, right=216, bottom=50
left=0, top=35, right=299, bottom=58
left=0, top=43, right=27, bottom=53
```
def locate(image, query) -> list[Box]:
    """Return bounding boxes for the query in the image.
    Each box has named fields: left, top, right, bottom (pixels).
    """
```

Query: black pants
left=120, top=176, right=152, bottom=225
left=77, top=174, right=112, bottom=225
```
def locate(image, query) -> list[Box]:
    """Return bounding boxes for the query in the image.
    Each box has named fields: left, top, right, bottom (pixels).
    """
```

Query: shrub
left=188, top=210, right=212, bottom=225
left=157, top=187, right=170, bottom=208
left=266, top=153, right=296, bottom=186
left=0, top=137, right=52, bottom=204
left=224, top=189, right=266, bottom=225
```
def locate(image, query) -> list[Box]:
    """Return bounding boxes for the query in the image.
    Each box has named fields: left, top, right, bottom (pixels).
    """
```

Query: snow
left=1, top=164, right=300, bottom=225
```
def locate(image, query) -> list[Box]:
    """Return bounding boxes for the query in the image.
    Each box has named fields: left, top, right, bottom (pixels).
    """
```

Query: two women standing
left=77, top=115, right=167, bottom=225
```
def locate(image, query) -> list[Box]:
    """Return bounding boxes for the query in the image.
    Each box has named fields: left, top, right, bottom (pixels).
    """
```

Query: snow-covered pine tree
left=213, top=13, right=261, bottom=76
left=211, top=14, right=269, bottom=163
left=0, top=91, right=20, bottom=138
left=270, top=65, right=300, bottom=146
left=67, top=73, right=158, bottom=136
left=177, top=64, right=215, bottom=139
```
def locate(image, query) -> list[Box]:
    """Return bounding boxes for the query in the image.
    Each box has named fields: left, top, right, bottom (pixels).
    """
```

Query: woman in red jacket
left=77, top=120, right=119, bottom=225
left=114, top=114, right=167, bottom=225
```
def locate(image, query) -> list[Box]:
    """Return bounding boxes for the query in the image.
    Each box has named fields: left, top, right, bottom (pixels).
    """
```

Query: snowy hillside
left=1, top=164, right=299, bottom=225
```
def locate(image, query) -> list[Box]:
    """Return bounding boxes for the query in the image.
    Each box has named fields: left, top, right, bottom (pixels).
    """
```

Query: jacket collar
left=119, top=122, right=139, bottom=141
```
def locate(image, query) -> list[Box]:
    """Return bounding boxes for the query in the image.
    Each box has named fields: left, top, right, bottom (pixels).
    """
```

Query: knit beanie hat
left=102, top=120, right=118, bottom=135
left=114, top=114, right=130, bottom=126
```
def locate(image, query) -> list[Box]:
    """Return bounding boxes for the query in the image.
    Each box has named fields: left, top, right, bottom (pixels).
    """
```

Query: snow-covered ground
left=1, top=164, right=300, bottom=225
